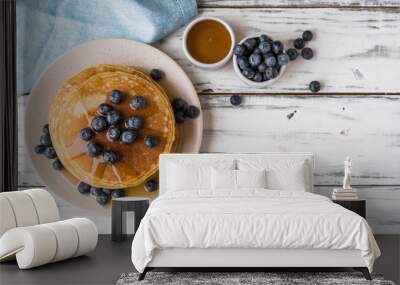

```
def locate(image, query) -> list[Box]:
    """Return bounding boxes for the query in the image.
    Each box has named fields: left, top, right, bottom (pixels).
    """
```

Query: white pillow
left=237, top=159, right=308, bottom=191
left=211, top=168, right=236, bottom=190
left=236, top=169, right=267, bottom=189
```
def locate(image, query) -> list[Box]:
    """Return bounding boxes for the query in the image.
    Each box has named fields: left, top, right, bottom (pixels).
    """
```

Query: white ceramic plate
left=25, top=39, right=203, bottom=211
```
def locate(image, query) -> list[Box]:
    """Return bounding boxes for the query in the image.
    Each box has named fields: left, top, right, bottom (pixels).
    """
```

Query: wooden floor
left=0, top=235, right=398, bottom=285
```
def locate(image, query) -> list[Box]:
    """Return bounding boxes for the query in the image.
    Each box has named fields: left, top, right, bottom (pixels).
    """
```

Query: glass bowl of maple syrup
left=183, top=17, right=235, bottom=69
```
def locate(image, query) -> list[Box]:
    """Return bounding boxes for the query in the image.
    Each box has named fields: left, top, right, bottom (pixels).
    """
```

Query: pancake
left=49, top=68, right=175, bottom=189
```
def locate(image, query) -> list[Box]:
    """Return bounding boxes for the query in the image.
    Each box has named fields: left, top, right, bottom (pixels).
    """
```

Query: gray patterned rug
left=117, top=272, right=396, bottom=285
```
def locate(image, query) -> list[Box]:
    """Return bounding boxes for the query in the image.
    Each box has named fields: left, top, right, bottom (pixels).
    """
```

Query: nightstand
left=111, top=197, right=150, bottom=242
left=332, top=199, right=366, bottom=218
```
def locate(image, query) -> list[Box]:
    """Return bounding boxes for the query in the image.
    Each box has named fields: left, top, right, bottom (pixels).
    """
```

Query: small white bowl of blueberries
left=233, top=31, right=314, bottom=88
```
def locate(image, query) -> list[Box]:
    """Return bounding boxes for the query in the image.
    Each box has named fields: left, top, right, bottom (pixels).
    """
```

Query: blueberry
left=52, top=159, right=63, bottom=171
left=108, top=90, right=124, bottom=104
left=150, top=69, right=163, bottom=81
left=80, top=127, right=95, bottom=141
left=112, top=189, right=124, bottom=198
left=91, top=116, right=108, bottom=132
left=294, top=38, right=305, bottom=49
left=98, top=103, right=113, bottom=116
left=301, top=47, right=314, bottom=60
left=34, top=144, right=47, bottom=154
left=230, top=95, right=242, bottom=106
left=130, top=96, right=146, bottom=110
left=258, top=41, right=271, bottom=54
left=265, top=67, right=279, bottom=80
left=243, top=38, right=258, bottom=51
left=44, top=147, right=57, bottom=159
left=90, top=187, right=102, bottom=196
left=302, top=30, right=313, bottom=42
left=265, top=56, right=277, bottom=67
left=259, top=34, right=270, bottom=42
left=183, top=105, right=200, bottom=119
left=40, top=133, right=52, bottom=147
left=174, top=110, right=185, bottom=124
left=125, top=116, right=143, bottom=130
left=309, top=81, right=321, bottom=93
left=86, top=142, right=103, bottom=157
left=277, top=53, right=289, bottom=66
left=144, top=179, right=158, bottom=192
left=249, top=53, right=262, bottom=67
left=257, top=63, right=267, bottom=73
left=43, top=124, right=49, bottom=134
left=236, top=56, right=250, bottom=70
left=253, top=47, right=262, bottom=54
left=242, top=68, right=255, bottom=79
left=96, top=194, right=108, bottom=205
left=233, top=44, right=247, bottom=56
left=144, top=136, right=158, bottom=148
left=171, top=98, right=187, bottom=112
left=286, top=48, right=299, bottom=61
left=103, top=151, right=119, bottom=165
left=272, top=41, right=283, bottom=54
left=121, top=130, right=137, bottom=144
left=107, top=127, right=121, bottom=141
left=102, top=189, right=113, bottom=196
left=77, top=182, right=90, bottom=194
left=253, top=72, right=263, bottom=82
left=262, top=72, right=268, bottom=81
left=106, top=110, right=123, bottom=126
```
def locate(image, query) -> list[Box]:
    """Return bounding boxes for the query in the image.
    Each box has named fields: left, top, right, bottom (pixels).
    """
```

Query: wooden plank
left=198, top=0, right=400, bottom=8
left=157, top=8, right=400, bottom=94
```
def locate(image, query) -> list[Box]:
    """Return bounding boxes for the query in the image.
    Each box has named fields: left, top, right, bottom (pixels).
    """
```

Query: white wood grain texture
left=198, top=0, right=400, bottom=8
left=156, top=8, right=400, bottom=94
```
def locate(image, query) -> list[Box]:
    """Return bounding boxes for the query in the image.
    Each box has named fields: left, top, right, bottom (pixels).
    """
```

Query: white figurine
left=343, top=156, right=352, bottom=190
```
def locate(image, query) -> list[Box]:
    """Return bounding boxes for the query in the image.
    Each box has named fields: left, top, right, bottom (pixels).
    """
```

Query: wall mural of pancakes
left=33, top=64, right=200, bottom=206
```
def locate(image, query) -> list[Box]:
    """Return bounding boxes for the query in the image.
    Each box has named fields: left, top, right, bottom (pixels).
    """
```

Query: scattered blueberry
left=150, top=69, right=163, bottom=81
left=230, top=95, right=242, bottom=106
left=144, top=179, right=158, bottom=192
left=302, top=30, right=313, bottom=42
left=43, top=124, right=50, bottom=134
left=265, top=56, right=277, bottom=67
left=112, top=189, right=124, bottom=198
left=174, top=110, right=185, bottom=124
left=77, top=182, right=90, bottom=194
left=108, top=90, right=124, bottom=104
left=301, top=47, right=314, bottom=60
left=253, top=72, right=263, bottom=82
left=233, top=44, right=247, bottom=56
left=44, top=147, right=57, bottom=159
left=102, top=189, right=113, bottom=196
left=107, top=127, right=121, bottom=141
left=90, top=187, right=103, bottom=196
left=98, top=103, right=113, bottom=116
left=277, top=53, right=289, bottom=66
left=86, top=141, right=103, bottom=157
left=103, top=151, right=119, bottom=165
left=52, top=159, right=63, bottom=171
left=171, top=98, right=187, bottom=112
left=96, top=194, right=108, bottom=205
left=34, top=144, right=47, bottom=154
left=249, top=53, right=262, bottom=67
left=144, top=136, right=158, bottom=148
left=286, top=48, right=299, bottom=61
left=121, top=130, right=137, bottom=144
left=183, top=105, right=200, bottom=119
left=237, top=56, right=250, bottom=70
left=243, top=37, right=258, bottom=51
left=40, top=133, right=52, bottom=147
left=257, top=63, right=267, bottom=73
left=125, top=116, right=143, bottom=130
left=130, top=96, right=146, bottom=110
left=309, top=80, right=321, bottom=93
left=265, top=67, right=279, bottom=80
left=80, top=127, right=95, bottom=141
left=294, top=38, right=305, bottom=49
left=91, top=116, right=108, bottom=132
left=106, top=110, right=123, bottom=126
left=272, top=41, right=283, bottom=54
left=242, top=68, right=255, bottom=79
left=258, top=41, right=271, bottom=54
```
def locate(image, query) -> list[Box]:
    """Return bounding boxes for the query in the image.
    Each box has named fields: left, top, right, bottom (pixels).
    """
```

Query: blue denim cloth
left=16, top=0, right=197, bottom=95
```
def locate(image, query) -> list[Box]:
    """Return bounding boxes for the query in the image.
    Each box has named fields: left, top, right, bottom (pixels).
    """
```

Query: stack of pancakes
left=49, top=64, right=177, bottom=197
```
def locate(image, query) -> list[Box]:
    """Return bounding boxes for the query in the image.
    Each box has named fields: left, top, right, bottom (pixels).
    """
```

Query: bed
left=131, top=153, right=380, bottom=280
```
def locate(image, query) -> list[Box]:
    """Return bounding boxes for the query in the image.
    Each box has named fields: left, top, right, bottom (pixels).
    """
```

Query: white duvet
left=131, top=190, right=380, bottom=273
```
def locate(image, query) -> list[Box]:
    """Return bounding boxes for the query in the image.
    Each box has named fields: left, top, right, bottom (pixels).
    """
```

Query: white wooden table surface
left=18, top=0, right=400, bottom=234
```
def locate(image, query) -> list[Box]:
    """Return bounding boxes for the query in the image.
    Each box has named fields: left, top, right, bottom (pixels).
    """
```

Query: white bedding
left=131, top=190, right=380, bottom=273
